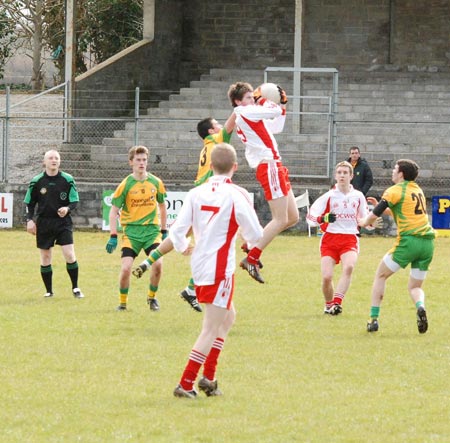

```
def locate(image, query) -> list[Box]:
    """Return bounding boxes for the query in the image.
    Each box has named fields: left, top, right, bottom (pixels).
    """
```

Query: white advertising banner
left=0, top=193, right=14, bottom=228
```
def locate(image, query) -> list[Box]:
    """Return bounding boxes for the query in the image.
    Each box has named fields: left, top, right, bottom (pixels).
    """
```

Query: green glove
left=318, top=213, right=336, bottom=224
left=106, top=235, right=118, bottom=253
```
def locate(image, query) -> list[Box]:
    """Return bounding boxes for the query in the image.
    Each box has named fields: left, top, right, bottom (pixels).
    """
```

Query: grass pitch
left=1, top=230, right=449, bottom=442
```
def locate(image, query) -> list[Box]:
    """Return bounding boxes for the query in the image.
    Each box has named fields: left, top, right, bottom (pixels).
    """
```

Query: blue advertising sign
left=432, top=196, right=450, bottom=230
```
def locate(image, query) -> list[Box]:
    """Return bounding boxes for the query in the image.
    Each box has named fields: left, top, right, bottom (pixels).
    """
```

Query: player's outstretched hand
left=106, top=235, right=117, bottom=253
left=318, top=213, right=336, bottom=223
left=367, top=196, right=378, bottom=206
left=373, top=217, right=384, bottom=229
left=277, top=85, right=288, bottom=105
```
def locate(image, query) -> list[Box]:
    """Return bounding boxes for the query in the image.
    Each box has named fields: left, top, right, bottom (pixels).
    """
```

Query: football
left=259, top=82, right=281, bottom=104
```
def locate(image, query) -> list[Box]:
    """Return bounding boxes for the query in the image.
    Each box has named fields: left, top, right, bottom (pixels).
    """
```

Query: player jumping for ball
left=227, top=82, right=299, bottom=284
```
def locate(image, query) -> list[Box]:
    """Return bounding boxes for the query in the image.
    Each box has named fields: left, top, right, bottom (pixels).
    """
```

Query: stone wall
left=4, top=1, right=449, bottom=92
left=303, top=0, right=391, bottom=67
left=178, top=0, right=296, bottom=84
left=303, top=0, right=450, bottom=69
left=393, top=0, right=450, bottom=67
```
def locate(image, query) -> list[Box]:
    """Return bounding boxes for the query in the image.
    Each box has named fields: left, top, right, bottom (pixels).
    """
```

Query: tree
left=0, top=10, right=17, bottom=80
left=0, top=0, right=143, bottom=89
left=82, top=0, right=143, bottom=63
left=0, top=0, right=62, bottom=90
left=45, top=0, right=143, bottom=82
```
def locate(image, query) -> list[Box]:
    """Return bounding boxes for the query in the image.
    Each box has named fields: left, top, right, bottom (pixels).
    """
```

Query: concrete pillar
left=64, top=0, right=75, bottom=141
left=143, top=0, right=155, bottom=41
left=293, top=0, right=303, bottom=133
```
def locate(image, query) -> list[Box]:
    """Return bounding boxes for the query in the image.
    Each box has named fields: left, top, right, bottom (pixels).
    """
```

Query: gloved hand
left=106, top=234, right=118, bottom=253
left=253, top=87, right=262, bottom=103
left=317, top=213, right=336, bottom=224
left=161, top=229, right=168, bottom=240
left=277, top=85, right=288, bottom=105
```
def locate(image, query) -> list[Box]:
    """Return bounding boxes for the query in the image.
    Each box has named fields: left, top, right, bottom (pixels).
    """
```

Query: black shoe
left=116, top=305, right=127, bottom=311
left=240, top=257, right=264, bottom=284
left=198, top=377, right=222, bottom=397
left=173, top=384, right=198, bottom=399
left=367, top=318, right=379, bottom=332
left=416, top=307, right=428, bottom=334
left=324, top=304, right=342, bottom=315
left=148, top=298, right=160, bottom=311
left=132, top=261, right=150, bottom=278
left=180, top=289, right=202, bottom=312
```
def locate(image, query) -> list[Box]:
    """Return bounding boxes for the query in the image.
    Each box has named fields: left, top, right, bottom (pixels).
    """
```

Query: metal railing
left=263, top=67, right=339, bottom=179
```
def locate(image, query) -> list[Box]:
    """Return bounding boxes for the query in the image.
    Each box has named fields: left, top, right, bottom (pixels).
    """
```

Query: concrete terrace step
left=64, top=67, right=450, bottom=185
left=338, top=112, right=450, bottom=123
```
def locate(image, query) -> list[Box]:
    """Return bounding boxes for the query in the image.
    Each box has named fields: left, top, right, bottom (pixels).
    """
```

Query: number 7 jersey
left=169, top=175, right=264, bottom=286
left=382, top=180, right=434, bottom=237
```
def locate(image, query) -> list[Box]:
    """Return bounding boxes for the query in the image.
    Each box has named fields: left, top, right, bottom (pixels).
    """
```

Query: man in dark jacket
left=347, top=146, right=373, bottom=196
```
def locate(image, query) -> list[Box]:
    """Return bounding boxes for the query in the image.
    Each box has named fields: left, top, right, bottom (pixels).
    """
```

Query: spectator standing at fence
left=170, top=143, right=263, bottom=398
left=359, top=159, right=434, bottom=334
left=307, top=161, right=370, bottom=315
left=347, top=146, right=373, bottom=196
left=228, top=81, right=299, bottom=284
left=105, top=145, right=167, bottom=312
left=24, top=149, right=84, bottom=299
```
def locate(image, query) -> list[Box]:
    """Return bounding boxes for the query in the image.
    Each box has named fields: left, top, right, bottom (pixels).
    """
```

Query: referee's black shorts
left=36, top=217, right=74, bottom=249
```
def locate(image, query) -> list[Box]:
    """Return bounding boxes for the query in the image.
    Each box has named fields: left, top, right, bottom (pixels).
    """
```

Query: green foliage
left=82, top=0, right=143, bottom=62
left=0, top=9, right=16, bottom=79
left=1, top=231, right=449, bottom=442
left=45, top=0, right=143, bottom=80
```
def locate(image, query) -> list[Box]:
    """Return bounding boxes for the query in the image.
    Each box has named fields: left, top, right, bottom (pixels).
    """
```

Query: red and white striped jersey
left=169, top=175, right=264, bottom=286
left=307, top=185, right=368, bottom=234
left=234, top=100, right=286, bottom=168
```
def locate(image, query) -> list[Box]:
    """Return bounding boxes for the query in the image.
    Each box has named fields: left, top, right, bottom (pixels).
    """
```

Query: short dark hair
left=349, top=146, right=360, bottom=153
left=197, top=118, right=214, bottom=139
left=397, top=159, right=419, bottom=181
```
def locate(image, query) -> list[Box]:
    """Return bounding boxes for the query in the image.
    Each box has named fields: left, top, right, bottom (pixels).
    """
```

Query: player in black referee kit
left=24, top=150, right=84, bottom=299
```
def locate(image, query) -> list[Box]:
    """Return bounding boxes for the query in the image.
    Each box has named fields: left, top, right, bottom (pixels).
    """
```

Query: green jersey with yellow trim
left=195, top=128, right=232, bottom=186
left=382, top=180, right=434, bottom=238
left=112, top=173, right=166, bottom=227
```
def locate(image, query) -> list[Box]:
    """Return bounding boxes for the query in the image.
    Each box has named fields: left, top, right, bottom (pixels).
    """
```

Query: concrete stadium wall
left=303, top=0, right=450, bottom=69
left=73, top=0, right=449, bottom=119
left=4, top=1, right=449, bottom=91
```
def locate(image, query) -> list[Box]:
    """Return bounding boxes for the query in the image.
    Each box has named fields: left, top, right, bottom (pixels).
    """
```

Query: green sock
left=415, top=301, right=425, bottom=309
left=370, top=306, right=380, bottom=319
left=187, top=278, right=195, bottom=291
left=147, top=249, right=163, bottom=265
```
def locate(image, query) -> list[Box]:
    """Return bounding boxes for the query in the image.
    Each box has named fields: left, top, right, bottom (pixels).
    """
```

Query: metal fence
left=0, top=80, right=337, bottom=187
left=2, top=72, right=448, bottom=193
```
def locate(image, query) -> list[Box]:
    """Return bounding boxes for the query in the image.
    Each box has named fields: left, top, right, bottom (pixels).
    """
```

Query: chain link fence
left=0, top=85, right=336, bottom=188
left=1, top=82, right=449, bottom=196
